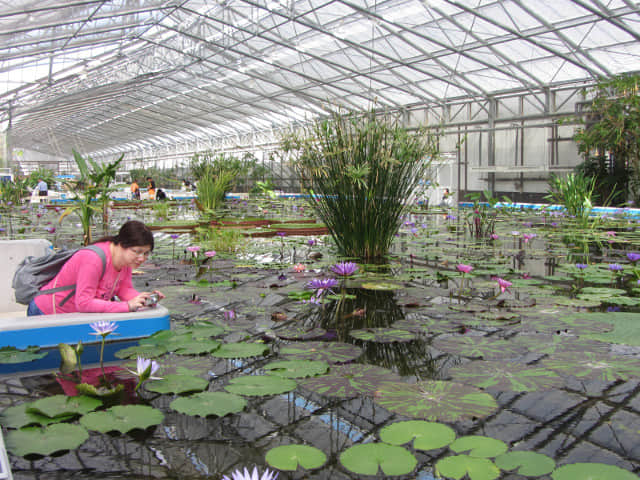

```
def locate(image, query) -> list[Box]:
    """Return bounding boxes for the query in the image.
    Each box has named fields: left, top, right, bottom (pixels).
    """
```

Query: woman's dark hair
left=94, top=220, right=154, bottom=250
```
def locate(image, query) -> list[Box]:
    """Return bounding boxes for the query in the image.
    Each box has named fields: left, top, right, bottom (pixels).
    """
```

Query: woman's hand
left=152, top=289, right=165, bottom=300
left=127, top=292, right=152, bottom=312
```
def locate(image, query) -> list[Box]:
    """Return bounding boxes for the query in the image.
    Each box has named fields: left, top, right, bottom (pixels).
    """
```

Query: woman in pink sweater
left=28, top=220, right=164, bottom=316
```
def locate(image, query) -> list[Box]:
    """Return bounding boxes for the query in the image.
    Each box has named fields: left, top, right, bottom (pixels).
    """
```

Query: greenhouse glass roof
left=1, top=0, right=640, bottom=158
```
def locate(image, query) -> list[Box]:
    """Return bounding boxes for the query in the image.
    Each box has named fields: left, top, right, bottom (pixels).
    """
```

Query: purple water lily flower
left=306, top=278, right=339, bottom=296
left=575, top=263, right=588, bottom=270
left=307, top=238, right=316, bottom=247
left=609, top=264, right=623, bottom=272
left=170, top=234, right=179, bottom=240
left=331, top=262, right=359, bottom=277
left=224, top=310, right=236, bottom=321
left=626, top=252, right=640, bottom=263
left=90, top=321, right=118, bottom=337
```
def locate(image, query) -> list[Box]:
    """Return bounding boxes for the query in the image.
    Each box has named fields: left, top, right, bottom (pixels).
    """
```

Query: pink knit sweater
left=34, top=242, right=139, bottom=314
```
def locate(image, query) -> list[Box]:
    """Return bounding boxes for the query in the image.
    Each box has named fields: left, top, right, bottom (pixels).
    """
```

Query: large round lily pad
left=80, top=405, right=164, bottom=433
left=6, top=423, right=89, bottom=457
left=551, top=462, right=638, bottom=480
left=349, top=328, right=417, bottom=343
left=448, top=360, right=564, bottom=392
left=174, top=339, right=221, bottom=355
left=432, top=335, right=528, bottom=360
left=577, top=312, right=640, bottom=346
left=212, top=342, right=270, bottom=358
left=263, top=360, right=329, bottom=378
left=495, top=451, right=555, bottom=476
left=145, top=374, right=209, bottom=394
left=265, top=444, right=327, bottom=471
left=27, top=395, right=102, bottom=419
left=374, top=381, right=498, bottom=422
left=224, top=375, right=297, bottom=396
left=511, top=334, right=610, bottom=356
left=0, top=403, right=74, bottom=429
left=541, top=352, right=640, bottom=382
left=339, top=443, right=417, bottom=476
left=298, top=364, right=400, bottom=398
left=379, top=421, right=456, bottom=451
left=278, top=341, right=362, bottom=364
left=272, top=326, right=327, bottom=340
left=115, top=344, right=168, bottom=359
left=170, top=391, right=247, bottom=417
left=435, top=455, right=499, bottom=480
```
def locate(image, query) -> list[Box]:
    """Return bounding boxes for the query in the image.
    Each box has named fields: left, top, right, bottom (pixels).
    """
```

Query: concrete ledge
left=0, top=305, right=170, bottom=349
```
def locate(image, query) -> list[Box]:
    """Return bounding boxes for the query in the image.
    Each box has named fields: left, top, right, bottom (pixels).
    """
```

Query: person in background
left=156, top=188, right=167, bottom=201
left=147, top=176, right=156, bottom=200
left=37, top=178, right=48, bottom=201
left=130, top=179, right=140, bottom=200
left=27, top=220, right=164, bottom=316
left=440, top=188, right=453, bottom=208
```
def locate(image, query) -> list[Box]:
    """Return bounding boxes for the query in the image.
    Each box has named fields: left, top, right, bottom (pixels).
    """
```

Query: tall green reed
left=283, top=110, right=438, bottom=261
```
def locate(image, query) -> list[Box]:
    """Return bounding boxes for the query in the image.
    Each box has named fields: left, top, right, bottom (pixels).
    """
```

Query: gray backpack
left=12, top=245, right=107, bottom=306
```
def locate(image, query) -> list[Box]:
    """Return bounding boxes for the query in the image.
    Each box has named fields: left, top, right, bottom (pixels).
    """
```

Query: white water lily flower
left=222, top=466, right=278, bottom=480
left=128, top=356, right=162, bottom=382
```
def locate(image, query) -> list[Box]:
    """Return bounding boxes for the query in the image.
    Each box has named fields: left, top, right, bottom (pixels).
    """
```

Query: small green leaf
left=265, top=444, right=327, bottom=471
left=340, top=443, right=417, bottom=476
left=0, top=346, right=47, bottom=364
left=379, top=421, right=456, bottom=451
left=0, top=403, right=74, bottom=429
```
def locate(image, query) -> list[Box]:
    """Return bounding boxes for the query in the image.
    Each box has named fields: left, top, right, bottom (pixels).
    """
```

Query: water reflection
left=296, top=287, right=438, bottom=378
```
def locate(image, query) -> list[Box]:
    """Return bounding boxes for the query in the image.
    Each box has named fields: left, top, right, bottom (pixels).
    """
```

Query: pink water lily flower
left=205, top=250, right=217, bottom=257
left=292, top=263, right=306, bottom=273
left=494, top=277, right=512, bottom=294
left=605, top=231, right=616, bottom=237
left=456, top=264, right=473, bottom=274
left=186, top=245, right=201, bottom=255
left=523, top=233, right=537, bottom=243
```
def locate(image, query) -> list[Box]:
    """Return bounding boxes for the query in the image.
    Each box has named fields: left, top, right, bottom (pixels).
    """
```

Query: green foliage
left=27, top=166, right=55, bottom=189
left=464, top=190, right=511, bottom=238
left=283, top=109, right=438, bottom=261
left=0, top=175, right=29, bottom=205
left=339, top=443, right=417, bottom=476
left=196, top=165, right=236, bottom=212
left=59, top=150, right=123, bottom=244
left=6, top=423, right=89, bottom=457
left=0, top=346, right=47, bottom=364
left=170, top=391, right=247, bottom=417
left=195, top=225, right=247, bottom=255
left=80, top=405, right=164, bottom=433
left=573, top=74, right=640, bottom=205
left=545, top=173, right=597, bottom=225
left=379, top=420, right=456, bottom=451
left=224, top=374, right=297, bottom=396
left=266, top=444, right=327, bottom=471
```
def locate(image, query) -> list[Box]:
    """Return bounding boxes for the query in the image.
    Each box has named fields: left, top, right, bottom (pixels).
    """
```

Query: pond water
left=1, top=199, right=640, bottom=479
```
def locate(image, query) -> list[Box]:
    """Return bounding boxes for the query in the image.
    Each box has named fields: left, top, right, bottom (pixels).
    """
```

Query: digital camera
left=145, top=293, right=159, bottom=306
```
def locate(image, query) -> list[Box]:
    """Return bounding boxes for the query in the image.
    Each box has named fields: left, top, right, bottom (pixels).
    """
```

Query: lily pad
left=114, top=344, right=168, bottom=359
left=263, top=360, right=329, bottom=378
left=541, top=352, right=640, bottom=382
left=224, top=375, right=297, bottom=396
left=80, top=405, right=164, bottom=433
left=512, top=334, right=610, bottom=356
left=551, top=462, right=638, bottom=480
left=361, top=281, right=404, bottom=291
left=170, top=391, right=247, bottom=417
left=379, top=421, right=456, bottom=451
left=577, top=312, right=640, bottom=345
left=272, top=326, right=327, bottom=340
left=349, top=328, right=417, bottom=343
left=28, top=395, right=102, bottom=418
left=278, top=341, right=362, bottom=364
left=494, top=451, right=555, bottom=476
left=0, top=403, right=74, bottom=429
left=374, top=381, right=498, bottom=422
left=298, top=364, right=400, bottom=398
left=449, top=435, right=508, bottom=458
left=189, top=323, right=226, bottom=338
left=265, top=444, right=327, bottom=471
left=448, top=360, right=564, bottom=392
left=6, top=423, right=89, bottom=457
left=0, top=346, right=47, bottom=364
left=339, top=443, right=417, bottom=476
left=435, top=455, right=499, bottom=480
left=212, top=342, right=270, bottom=358
left=145, top=374, right=209, bottom=394
left=432, top=335, right=528, bottom=360
left=174, top=339, right=221, bottom=355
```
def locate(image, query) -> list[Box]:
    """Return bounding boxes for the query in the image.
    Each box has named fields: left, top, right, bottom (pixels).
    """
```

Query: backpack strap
left=40, top=245, right=108, bottom=307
